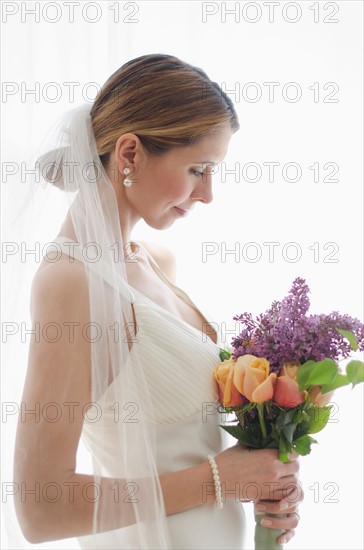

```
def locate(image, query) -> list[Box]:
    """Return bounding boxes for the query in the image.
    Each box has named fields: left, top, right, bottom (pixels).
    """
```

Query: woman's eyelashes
left=190, top=169, right=205, bottom=177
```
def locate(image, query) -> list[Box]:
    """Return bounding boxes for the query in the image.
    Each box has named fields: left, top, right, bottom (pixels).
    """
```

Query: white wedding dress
left=50, top=236, right=247, bottom=550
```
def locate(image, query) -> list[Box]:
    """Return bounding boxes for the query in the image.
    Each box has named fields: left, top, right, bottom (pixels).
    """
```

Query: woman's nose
left=191, top=173, right=213, bottom=204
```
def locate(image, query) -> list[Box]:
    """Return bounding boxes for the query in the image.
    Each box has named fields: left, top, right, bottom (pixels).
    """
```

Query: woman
left=12, top=54, right=302, bottom=549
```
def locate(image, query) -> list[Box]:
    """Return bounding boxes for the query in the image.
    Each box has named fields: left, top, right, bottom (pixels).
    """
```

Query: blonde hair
left=90, top=53, right=240, bottom=167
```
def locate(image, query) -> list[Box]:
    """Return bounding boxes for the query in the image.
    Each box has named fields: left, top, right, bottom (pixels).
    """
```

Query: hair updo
left=90, top=53, right=240, bottom=169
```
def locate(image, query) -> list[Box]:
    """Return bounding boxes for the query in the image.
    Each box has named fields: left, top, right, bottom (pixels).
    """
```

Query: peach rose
left=273, top=362, right=306, bottom=408
left=214, top=358, right=244, bottom=407
left=235, top=354, right=277, bottom=403
left=308, top=385, right=334, bottom=407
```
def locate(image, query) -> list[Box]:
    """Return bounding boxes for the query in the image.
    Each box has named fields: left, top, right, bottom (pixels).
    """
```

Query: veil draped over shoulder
left=2, top=102, right=171, bottom=549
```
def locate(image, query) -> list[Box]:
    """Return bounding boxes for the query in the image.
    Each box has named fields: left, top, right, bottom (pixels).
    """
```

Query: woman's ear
left=113, top=133, right=147, bottom=182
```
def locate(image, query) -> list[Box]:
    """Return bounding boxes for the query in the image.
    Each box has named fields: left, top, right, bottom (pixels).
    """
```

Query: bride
left=12, top=53, right=302, bottom=549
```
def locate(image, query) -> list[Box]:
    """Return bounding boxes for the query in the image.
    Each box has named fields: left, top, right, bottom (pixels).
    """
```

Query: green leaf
left=276, top=408, right=298, bottom=428
left=219, top=348, right=231, bottom=361
left=307, top=358, right=338, bottom=386
left=297, top=360, right=316, bottom=391
left=219, top=424, right=261, bottom=448
left=278, top=434, right=293, bottom=462
left=321, top=373, right=349, bottom=393
left=293, top=408, right=310, bottom=425
left=281, top=423, right=296, bottom=444
left=346, top=360, right=364, bottom=387
left=306, top=405, right=332, bottom=434
left=279, top=450, right=291, bottom=462
left=292, top=434, right=317, bottom=456
left=337, top=329, right=358, bottom=351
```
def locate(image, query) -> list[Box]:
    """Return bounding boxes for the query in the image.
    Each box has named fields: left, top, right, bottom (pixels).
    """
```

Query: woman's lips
left=173, top=206, right=189, bottom=216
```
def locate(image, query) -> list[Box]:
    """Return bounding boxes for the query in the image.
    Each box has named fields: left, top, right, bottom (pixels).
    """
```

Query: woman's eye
left=191, top=169, right=204, bottom=177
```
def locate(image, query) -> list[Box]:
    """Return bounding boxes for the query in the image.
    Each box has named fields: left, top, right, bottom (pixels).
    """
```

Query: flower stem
left=254, top=512, right=285, bottom=549
left=257, top=403, right=267, bottom=440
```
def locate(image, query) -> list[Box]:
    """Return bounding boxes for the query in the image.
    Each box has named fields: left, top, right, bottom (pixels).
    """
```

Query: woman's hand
left=254, top=478, right=304, bottom=545
left=215, top=443, right=303, bottom=544
left=215, top=443, right=301, bottom=503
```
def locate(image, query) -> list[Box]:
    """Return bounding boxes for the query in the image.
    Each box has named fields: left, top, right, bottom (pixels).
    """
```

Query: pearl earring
left=123, top=166, right=133, bottom=187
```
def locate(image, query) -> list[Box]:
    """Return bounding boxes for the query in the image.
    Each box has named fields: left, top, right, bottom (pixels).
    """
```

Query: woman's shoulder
left=30, top=252, right=89, bottom=320
left=138, top=240, right=177, bottom=283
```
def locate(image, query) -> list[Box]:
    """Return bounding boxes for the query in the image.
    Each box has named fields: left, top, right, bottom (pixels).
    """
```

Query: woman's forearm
left=159, top=459, right=216, bottom=515
left=18, top=460, right=216, bottom=543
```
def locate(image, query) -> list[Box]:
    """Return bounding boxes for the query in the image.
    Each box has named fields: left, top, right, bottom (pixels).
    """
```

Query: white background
left=2, top=1, right=363, bottom=549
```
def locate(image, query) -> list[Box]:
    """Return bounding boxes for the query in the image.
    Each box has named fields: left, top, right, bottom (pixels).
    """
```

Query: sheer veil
left=2, top=102, right=171, bottom=548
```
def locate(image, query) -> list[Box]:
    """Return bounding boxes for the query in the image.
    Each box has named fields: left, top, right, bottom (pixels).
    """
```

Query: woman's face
left=118, top=125, right=233, bottom=229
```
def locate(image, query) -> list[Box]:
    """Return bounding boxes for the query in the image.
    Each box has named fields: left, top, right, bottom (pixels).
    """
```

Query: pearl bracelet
left=207, top=454, right=224, bottom=510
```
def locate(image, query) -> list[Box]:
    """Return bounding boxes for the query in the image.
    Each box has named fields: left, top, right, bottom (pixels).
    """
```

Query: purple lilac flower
left=231, top=277, right=364, bottom=371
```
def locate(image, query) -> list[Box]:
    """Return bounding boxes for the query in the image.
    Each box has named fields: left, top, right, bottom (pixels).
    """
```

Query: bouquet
left=214, top=278, right=364, bottom=550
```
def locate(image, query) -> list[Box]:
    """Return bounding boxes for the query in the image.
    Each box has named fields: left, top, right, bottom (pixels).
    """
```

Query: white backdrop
left=2, top=1, right=363, bottom=549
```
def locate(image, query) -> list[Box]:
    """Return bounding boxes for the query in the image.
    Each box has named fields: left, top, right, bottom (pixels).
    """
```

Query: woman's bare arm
left=13, top=258, right=93, bottom=541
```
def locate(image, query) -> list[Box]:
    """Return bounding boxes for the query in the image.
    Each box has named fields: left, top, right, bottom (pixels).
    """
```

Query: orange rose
left=273, top=362, right=306, bottom=408
left=308, top=385, right=334, bottom=407
left=214, top=358, right=244, bottom=407
left=235, top=354, right=277, bottom=403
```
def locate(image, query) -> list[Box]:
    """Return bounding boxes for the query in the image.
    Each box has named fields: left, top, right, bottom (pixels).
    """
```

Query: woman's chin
left=144, top=212, right=180, bottom=230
